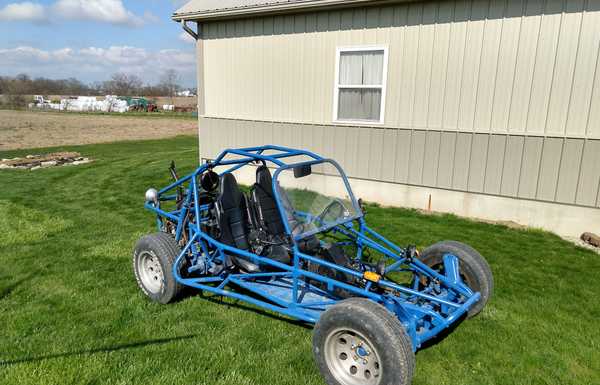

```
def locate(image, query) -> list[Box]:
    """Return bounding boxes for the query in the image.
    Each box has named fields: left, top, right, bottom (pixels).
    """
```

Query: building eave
left=172, top=0, right=414, bottom=22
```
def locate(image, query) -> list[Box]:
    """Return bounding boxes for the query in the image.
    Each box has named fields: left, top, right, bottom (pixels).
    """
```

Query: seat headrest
left=218, top=173, right=242, bottom=209
left=255, top=165, right=273, bottom=194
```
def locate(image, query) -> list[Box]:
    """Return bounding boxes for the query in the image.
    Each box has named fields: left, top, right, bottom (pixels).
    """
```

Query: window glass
left=338, top=89, right=382, bottom=121
left=336, top=48, right=386, bottom=123
left=339, top=51, right=384, bottom=85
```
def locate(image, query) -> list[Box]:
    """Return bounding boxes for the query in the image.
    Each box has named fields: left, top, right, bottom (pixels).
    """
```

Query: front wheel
left=419, top=240, right=493, bottom=318
left=313, top=298, right=415, bottom=385
left=133, top=232, right=184, bottom=304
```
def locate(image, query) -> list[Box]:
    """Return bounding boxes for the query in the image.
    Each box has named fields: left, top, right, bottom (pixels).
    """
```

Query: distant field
left=0, top=110, right=198, bottom=151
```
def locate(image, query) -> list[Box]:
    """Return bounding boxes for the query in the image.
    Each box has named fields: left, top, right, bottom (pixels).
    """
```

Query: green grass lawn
left=1, top=137, right=598, bottom=385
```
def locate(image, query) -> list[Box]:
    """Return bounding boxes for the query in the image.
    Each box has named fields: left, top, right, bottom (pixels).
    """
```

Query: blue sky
left=0, top=0, right=197, bottom=87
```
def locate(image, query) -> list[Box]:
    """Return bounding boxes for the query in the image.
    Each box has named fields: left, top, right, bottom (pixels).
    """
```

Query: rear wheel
left=133, top=232, right=184, bottom=304
left=419, top=241, right=493, bottom=318
left=313, top=298, right=415, bottom=385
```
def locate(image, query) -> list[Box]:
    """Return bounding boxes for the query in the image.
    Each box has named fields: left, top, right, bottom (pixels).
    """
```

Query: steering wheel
left=316, top=199, right=349, bottom=224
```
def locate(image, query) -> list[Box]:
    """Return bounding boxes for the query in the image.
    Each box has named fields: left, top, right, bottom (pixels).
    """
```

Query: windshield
left=274, top=160, right=361, bottom=239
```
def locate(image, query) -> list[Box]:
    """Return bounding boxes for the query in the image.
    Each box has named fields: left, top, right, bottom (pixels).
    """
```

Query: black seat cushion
left=216, top=173, right=259, bottom=272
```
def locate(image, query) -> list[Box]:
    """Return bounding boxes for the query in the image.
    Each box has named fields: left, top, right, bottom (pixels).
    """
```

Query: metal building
left=174, top=0, right=600, bottom=237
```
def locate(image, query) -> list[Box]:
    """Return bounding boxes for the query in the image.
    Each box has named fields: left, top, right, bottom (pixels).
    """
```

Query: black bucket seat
left=215, top=173, right=260, bottom=273
left=251, top=166, right=319, bottom=253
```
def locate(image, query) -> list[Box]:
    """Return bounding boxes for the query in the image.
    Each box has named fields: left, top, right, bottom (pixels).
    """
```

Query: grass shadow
left=417, top=312, right=469, bottom=352
left=196, top=291, right=313, bottom=330
left=0, top=334, right=198, bottom=366
left=0, top=273, right=36, bottom=301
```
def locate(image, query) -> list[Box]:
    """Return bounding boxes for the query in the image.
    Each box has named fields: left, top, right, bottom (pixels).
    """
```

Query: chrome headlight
left=145, top=188, right=159, bottom=204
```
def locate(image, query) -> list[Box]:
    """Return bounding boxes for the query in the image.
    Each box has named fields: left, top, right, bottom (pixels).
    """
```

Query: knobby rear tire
left=419, top=240, right=493, bottom=318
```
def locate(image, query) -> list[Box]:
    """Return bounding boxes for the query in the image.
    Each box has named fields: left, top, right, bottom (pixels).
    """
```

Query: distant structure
left=177, top=89, right=196, bottom=97
left=30, top=95, right=129, bottom=113
left=174, top=0, right=600, bottom=237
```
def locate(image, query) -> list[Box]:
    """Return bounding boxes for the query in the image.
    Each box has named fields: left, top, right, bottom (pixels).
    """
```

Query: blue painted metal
left=144, top=145, right=482, bottom=351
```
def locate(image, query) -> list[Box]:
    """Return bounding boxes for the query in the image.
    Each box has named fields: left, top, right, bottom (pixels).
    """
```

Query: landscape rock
left=0, top=152, right=92, bottom=170
left=581, top=232, right=600, bottom=248
left=72, top=159, right=93, bottom=166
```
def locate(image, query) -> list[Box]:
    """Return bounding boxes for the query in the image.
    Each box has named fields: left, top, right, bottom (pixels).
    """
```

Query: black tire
left=419, top=240, right=493, bottom=318
left=313, top=298, right=415, bottom=385
left=133, top=232, right=184, bottom=304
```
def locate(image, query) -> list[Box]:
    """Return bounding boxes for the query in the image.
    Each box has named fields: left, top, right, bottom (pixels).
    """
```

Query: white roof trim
left=172, top=0, right=408, bottom=21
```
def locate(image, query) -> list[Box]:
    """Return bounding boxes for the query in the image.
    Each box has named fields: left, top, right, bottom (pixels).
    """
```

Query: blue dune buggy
left=133, top=145, right=493, bottom=385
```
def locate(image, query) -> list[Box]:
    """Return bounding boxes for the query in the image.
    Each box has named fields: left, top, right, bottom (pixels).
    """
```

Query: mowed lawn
left=0, top=136, right=598, bottom=385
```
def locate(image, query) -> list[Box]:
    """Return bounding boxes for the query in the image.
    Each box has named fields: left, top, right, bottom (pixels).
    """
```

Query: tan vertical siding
left=437, top=131, right=457, bottom=189
left=201, top=0, right=600, bottom=139
left=555, top=138, right=584, bottom=204
left=394, top=129, right=412, bottom=183
left=483, top=134, right=506, bottom=194
left=381, top=128, right=398, bottom=181
left=536, top=137, right=563, bottom=201
left=508, top=0, right=543, bottom=134
left=500, top=135, right=525, bottom=196
left=452, top=132, right=472, bottom=190
left=576, top=140, right=600, bottom=206
left=408, top=130, right=427, bottom=185
left=422, top=131, right=442, bottom=186
left=545, top=0, right=584, bottom=136
left=198, top=0, right=600, bottom=209
left=517, top=136, right=544, bottom=198
left=199, top=118, right=600, bottom=209
left=525, top=0, right=562, bottom=135
left=568, top=4, right=600, bottom=136
left=467, top=133, right=488, bottom=192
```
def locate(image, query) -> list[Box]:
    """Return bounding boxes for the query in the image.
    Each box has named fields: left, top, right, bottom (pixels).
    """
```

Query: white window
left=334, top=46, right=388, bottom=124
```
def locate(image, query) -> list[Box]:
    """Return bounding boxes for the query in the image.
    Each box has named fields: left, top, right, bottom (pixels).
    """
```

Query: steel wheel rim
left=324, top=328, right=382, bottom=385
left=137, top=251, right=164, bottom=294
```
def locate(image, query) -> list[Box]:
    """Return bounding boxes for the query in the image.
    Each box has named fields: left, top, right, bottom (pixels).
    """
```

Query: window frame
left=333, top=45, right=389, bottom=125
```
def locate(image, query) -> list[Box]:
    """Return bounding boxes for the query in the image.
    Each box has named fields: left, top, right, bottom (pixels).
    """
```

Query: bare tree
left=104, top=73, right=143, bottom=96
left=159, top=69, right=181, bottom=104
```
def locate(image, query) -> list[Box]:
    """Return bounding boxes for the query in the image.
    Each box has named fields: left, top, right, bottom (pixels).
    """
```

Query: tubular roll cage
left=145, top=145, right=480, bottom=350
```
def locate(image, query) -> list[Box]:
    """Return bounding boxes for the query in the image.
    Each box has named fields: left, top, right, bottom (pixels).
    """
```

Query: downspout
left=180, top=19, right=198, bottom=39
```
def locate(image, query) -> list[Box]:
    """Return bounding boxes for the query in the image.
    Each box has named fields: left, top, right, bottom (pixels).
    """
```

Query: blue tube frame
left=144, top=145, right=480, bottom=350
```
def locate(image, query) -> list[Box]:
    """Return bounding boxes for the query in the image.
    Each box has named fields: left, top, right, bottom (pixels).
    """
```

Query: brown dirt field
left=0, top=110, right=197, bottom=151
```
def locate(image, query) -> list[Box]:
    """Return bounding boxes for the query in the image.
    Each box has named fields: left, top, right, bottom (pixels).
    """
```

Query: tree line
left=0, top=69, right=186, bottom=99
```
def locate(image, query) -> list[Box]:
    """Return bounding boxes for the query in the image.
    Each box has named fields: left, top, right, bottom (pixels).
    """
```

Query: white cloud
left=0, top=2, right=46, bottom=21
left=80, top=46, right=149, bottom=65
left=0, top=0, right=151, bottom=26
left=0, top=45, right=196, bottom=85
left=0, top=46, right=51, bottom=62
left=52, top=0, right=143, bottom=27
left=178, top=32, right=196, bottom=44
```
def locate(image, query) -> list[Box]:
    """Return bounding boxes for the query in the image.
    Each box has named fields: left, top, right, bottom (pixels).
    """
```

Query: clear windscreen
left=275, top=161, right=361, bottom=239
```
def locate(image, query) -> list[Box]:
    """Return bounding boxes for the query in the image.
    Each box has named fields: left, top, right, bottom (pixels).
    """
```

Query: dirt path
left=0, top=110, right=197, bottom=151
